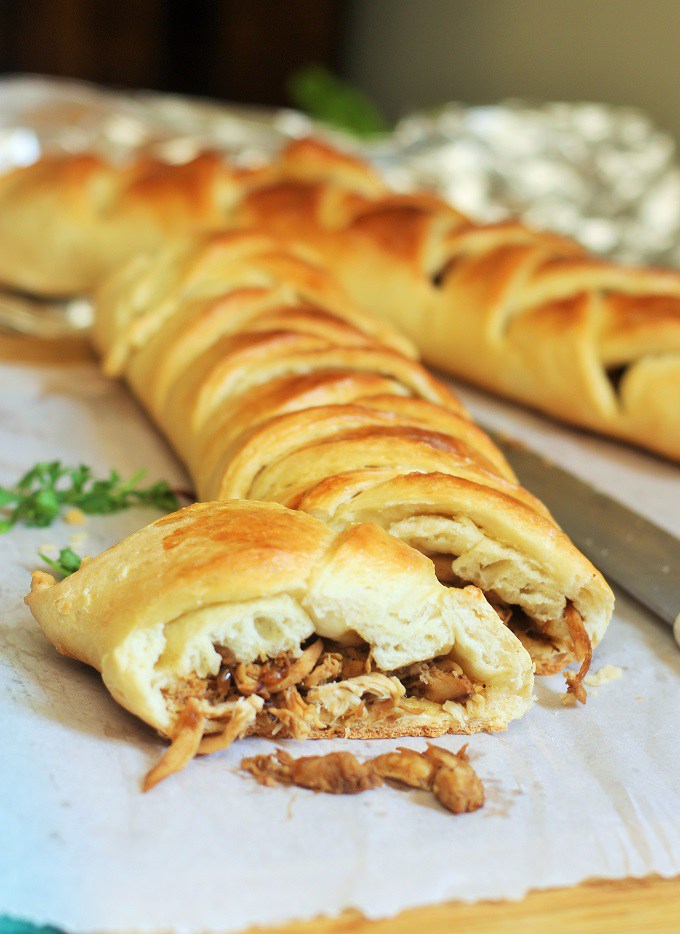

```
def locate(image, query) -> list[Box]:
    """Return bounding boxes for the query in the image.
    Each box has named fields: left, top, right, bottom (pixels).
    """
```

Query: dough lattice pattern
left=94, top=230, right=613, bottom=675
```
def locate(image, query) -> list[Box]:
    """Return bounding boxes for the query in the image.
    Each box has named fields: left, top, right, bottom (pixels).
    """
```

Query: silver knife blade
left=489, top=431, right=680, bottom=627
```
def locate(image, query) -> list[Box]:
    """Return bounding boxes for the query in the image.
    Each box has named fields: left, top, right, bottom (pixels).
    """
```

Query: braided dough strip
left=92, top=231, right=613, bottom=678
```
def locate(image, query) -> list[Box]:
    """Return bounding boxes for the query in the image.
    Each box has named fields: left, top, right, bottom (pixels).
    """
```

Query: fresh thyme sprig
left=0, top=461, right=181, bottom=533
left=38, top=546, right=83, bottom=577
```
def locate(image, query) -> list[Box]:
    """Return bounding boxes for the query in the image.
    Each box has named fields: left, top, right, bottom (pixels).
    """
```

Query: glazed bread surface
left=0, top=139, right=678, bottom=458
left=238, top=140, right=680, bottom=462
left=92, top=231, right=614, bottom=685
left=0, top=153, right=266, bottom=295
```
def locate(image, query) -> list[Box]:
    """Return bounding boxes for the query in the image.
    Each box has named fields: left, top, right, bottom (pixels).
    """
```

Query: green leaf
left=17, top=461, right=64, bottom=492
left=1, top=461, right=185, bottom=532
left=57, top=546, right=82, bottom=573
left=287, top=64, right=390, bottom=139
left=67, top=464, right=92, bottom=493
left=38, top=546, right=82, bottom=577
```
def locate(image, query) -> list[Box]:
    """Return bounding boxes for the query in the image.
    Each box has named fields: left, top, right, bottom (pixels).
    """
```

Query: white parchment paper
left=0, top=359, right=679, bottom=934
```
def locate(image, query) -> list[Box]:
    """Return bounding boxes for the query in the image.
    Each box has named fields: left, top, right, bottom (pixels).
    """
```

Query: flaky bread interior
left=26, top=501, right=533, bottom=744
left=92, top=232, right=613, bottom=684
left=294, top=472, right=611, bottom=668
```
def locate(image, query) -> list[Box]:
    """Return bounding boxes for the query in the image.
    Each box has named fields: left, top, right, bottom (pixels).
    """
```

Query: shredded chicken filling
left=147, top=594, right=589, bottom=791
left=208, top=637, right=480, bottom=739
left=147, top=636, right=481, bottom=790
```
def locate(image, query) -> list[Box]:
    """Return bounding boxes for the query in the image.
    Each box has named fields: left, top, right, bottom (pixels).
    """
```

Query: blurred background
left=1, top=0, right=679, bottom=143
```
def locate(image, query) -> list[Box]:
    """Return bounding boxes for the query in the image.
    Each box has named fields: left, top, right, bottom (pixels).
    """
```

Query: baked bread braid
left=236, top=140, right=680, bottom=462
left=27, top=500, right=534, bottom=787
left=0, top=139, right=677, bottom=458
left=93, top=231, right=613, bottom=693
left=0, top=141, right=382, bottom=297
left=0, top=152, right=268, bottom=296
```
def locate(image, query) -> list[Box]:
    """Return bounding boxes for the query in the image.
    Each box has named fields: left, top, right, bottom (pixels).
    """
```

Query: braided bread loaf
left=93, top=231, right=613, bottom=692
left=236, top=140, right=680, bottom=462
left=0, top=139, right=677, bottom=458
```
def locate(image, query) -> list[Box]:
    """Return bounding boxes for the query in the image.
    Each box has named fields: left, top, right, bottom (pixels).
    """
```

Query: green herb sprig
left=287, top=64, right=389, bottom=139
left=38, top=546, right=83, bottom=577
left=0, top=461, right=181, bottom=534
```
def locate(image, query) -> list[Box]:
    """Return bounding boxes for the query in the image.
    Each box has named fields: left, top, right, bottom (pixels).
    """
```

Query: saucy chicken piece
left=261, top=639, right=324, bottom=694
left=239, top=751, right=288, bottom=787
left=233, top=661, right=261, bottom=695
left=241, top=742, right=485, bottom=815
left=267, top=685, right=324, bottom=739
left=339, top=645, right=374, bottom=680
left=216, top=639, right=324, bottom=699
left=288, top=751, right=381, bottom=794
left=241, top=748, right=381, bottom=794
left=216, top=639, right=478, bottom=712
left=423, top=742, right=469, bottom=770
left=216, top=646, right=260, bottom=696
left=143, top=697, right=205, bottom=793
left=212, top=664, right=234, bottom=700
left=371, top=747, right=435, bottom=789
left=302, top=651, right=343, bottom=689
left=425, top=743, right=484, bottom=814
left=431, top=759, right=485, bottom=814
left=562, top=603, right=592, bottom=704
left=399, top=658, right=475, bottom=704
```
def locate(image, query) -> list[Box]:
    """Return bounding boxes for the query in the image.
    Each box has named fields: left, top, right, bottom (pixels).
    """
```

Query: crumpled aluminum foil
left=1, top=75, right=679, bottom=270
left=0, top=75, right=309, bottom=168
left=385, top=101, right=680, bottom=269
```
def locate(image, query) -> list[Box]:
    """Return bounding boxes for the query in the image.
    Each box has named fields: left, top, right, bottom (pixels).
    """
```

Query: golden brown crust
left=237, top=141, right=680, bottom=461
left=0, top=152, right=269, bottom=295
left=92, top=232, right=613, bottom=673
left=0, top=138, right=676, bottom=456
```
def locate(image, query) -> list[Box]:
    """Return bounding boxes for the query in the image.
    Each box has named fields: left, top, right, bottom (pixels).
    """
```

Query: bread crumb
left=584, top=664, right=622, bottom=687
left=560, top=693, right=577, bottom=706
left=64, top=508, right=86, bottom=525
